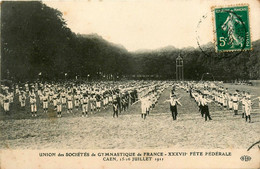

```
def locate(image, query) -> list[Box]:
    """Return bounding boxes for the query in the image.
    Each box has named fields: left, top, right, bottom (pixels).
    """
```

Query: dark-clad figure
left=165, top=94, right=182, bottom=120
left=116, top=92, right=121, bottom=114
left=113, top=99, right=119, bottom=118
left=201, top=95, right=212, bottom=121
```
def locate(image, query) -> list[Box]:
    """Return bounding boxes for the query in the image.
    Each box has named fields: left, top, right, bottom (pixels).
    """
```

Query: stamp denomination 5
left=212, top=5, right=252, bottom=52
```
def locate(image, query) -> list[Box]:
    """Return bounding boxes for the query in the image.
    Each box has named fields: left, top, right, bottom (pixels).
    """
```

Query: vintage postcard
left=0, top=0, right=259, bottom=168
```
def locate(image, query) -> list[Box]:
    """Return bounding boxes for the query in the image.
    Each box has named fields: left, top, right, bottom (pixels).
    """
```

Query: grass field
left=0, top=83, right=260, bottom=149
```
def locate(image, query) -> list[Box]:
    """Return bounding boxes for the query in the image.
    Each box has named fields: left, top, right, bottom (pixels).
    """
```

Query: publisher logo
left=240, top=155, right=251, bottom=162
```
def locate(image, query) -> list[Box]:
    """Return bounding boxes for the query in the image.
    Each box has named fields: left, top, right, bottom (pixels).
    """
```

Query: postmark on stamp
left=212, top=5, right=251, bottom=52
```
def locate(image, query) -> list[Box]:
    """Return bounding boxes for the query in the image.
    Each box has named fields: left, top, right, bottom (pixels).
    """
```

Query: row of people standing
left=1, top=81, right=165, bottom=118
left=185, top=81, right=259, bottom=123
left=137, top=83, right=168, bottom=120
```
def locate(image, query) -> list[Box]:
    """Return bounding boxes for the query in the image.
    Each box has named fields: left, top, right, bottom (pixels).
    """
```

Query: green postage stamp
left=213, top=5, right=251, bottom=52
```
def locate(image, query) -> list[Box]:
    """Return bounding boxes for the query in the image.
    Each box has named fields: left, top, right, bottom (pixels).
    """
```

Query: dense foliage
left=1, top=1, right=259, bottom=82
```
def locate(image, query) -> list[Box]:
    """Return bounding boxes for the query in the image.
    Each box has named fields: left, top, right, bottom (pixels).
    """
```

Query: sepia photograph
left=0, top=0, right=259, bottom=168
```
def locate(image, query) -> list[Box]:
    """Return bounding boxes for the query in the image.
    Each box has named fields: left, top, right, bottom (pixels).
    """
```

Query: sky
left=44, top=0, right=260, bottom=52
